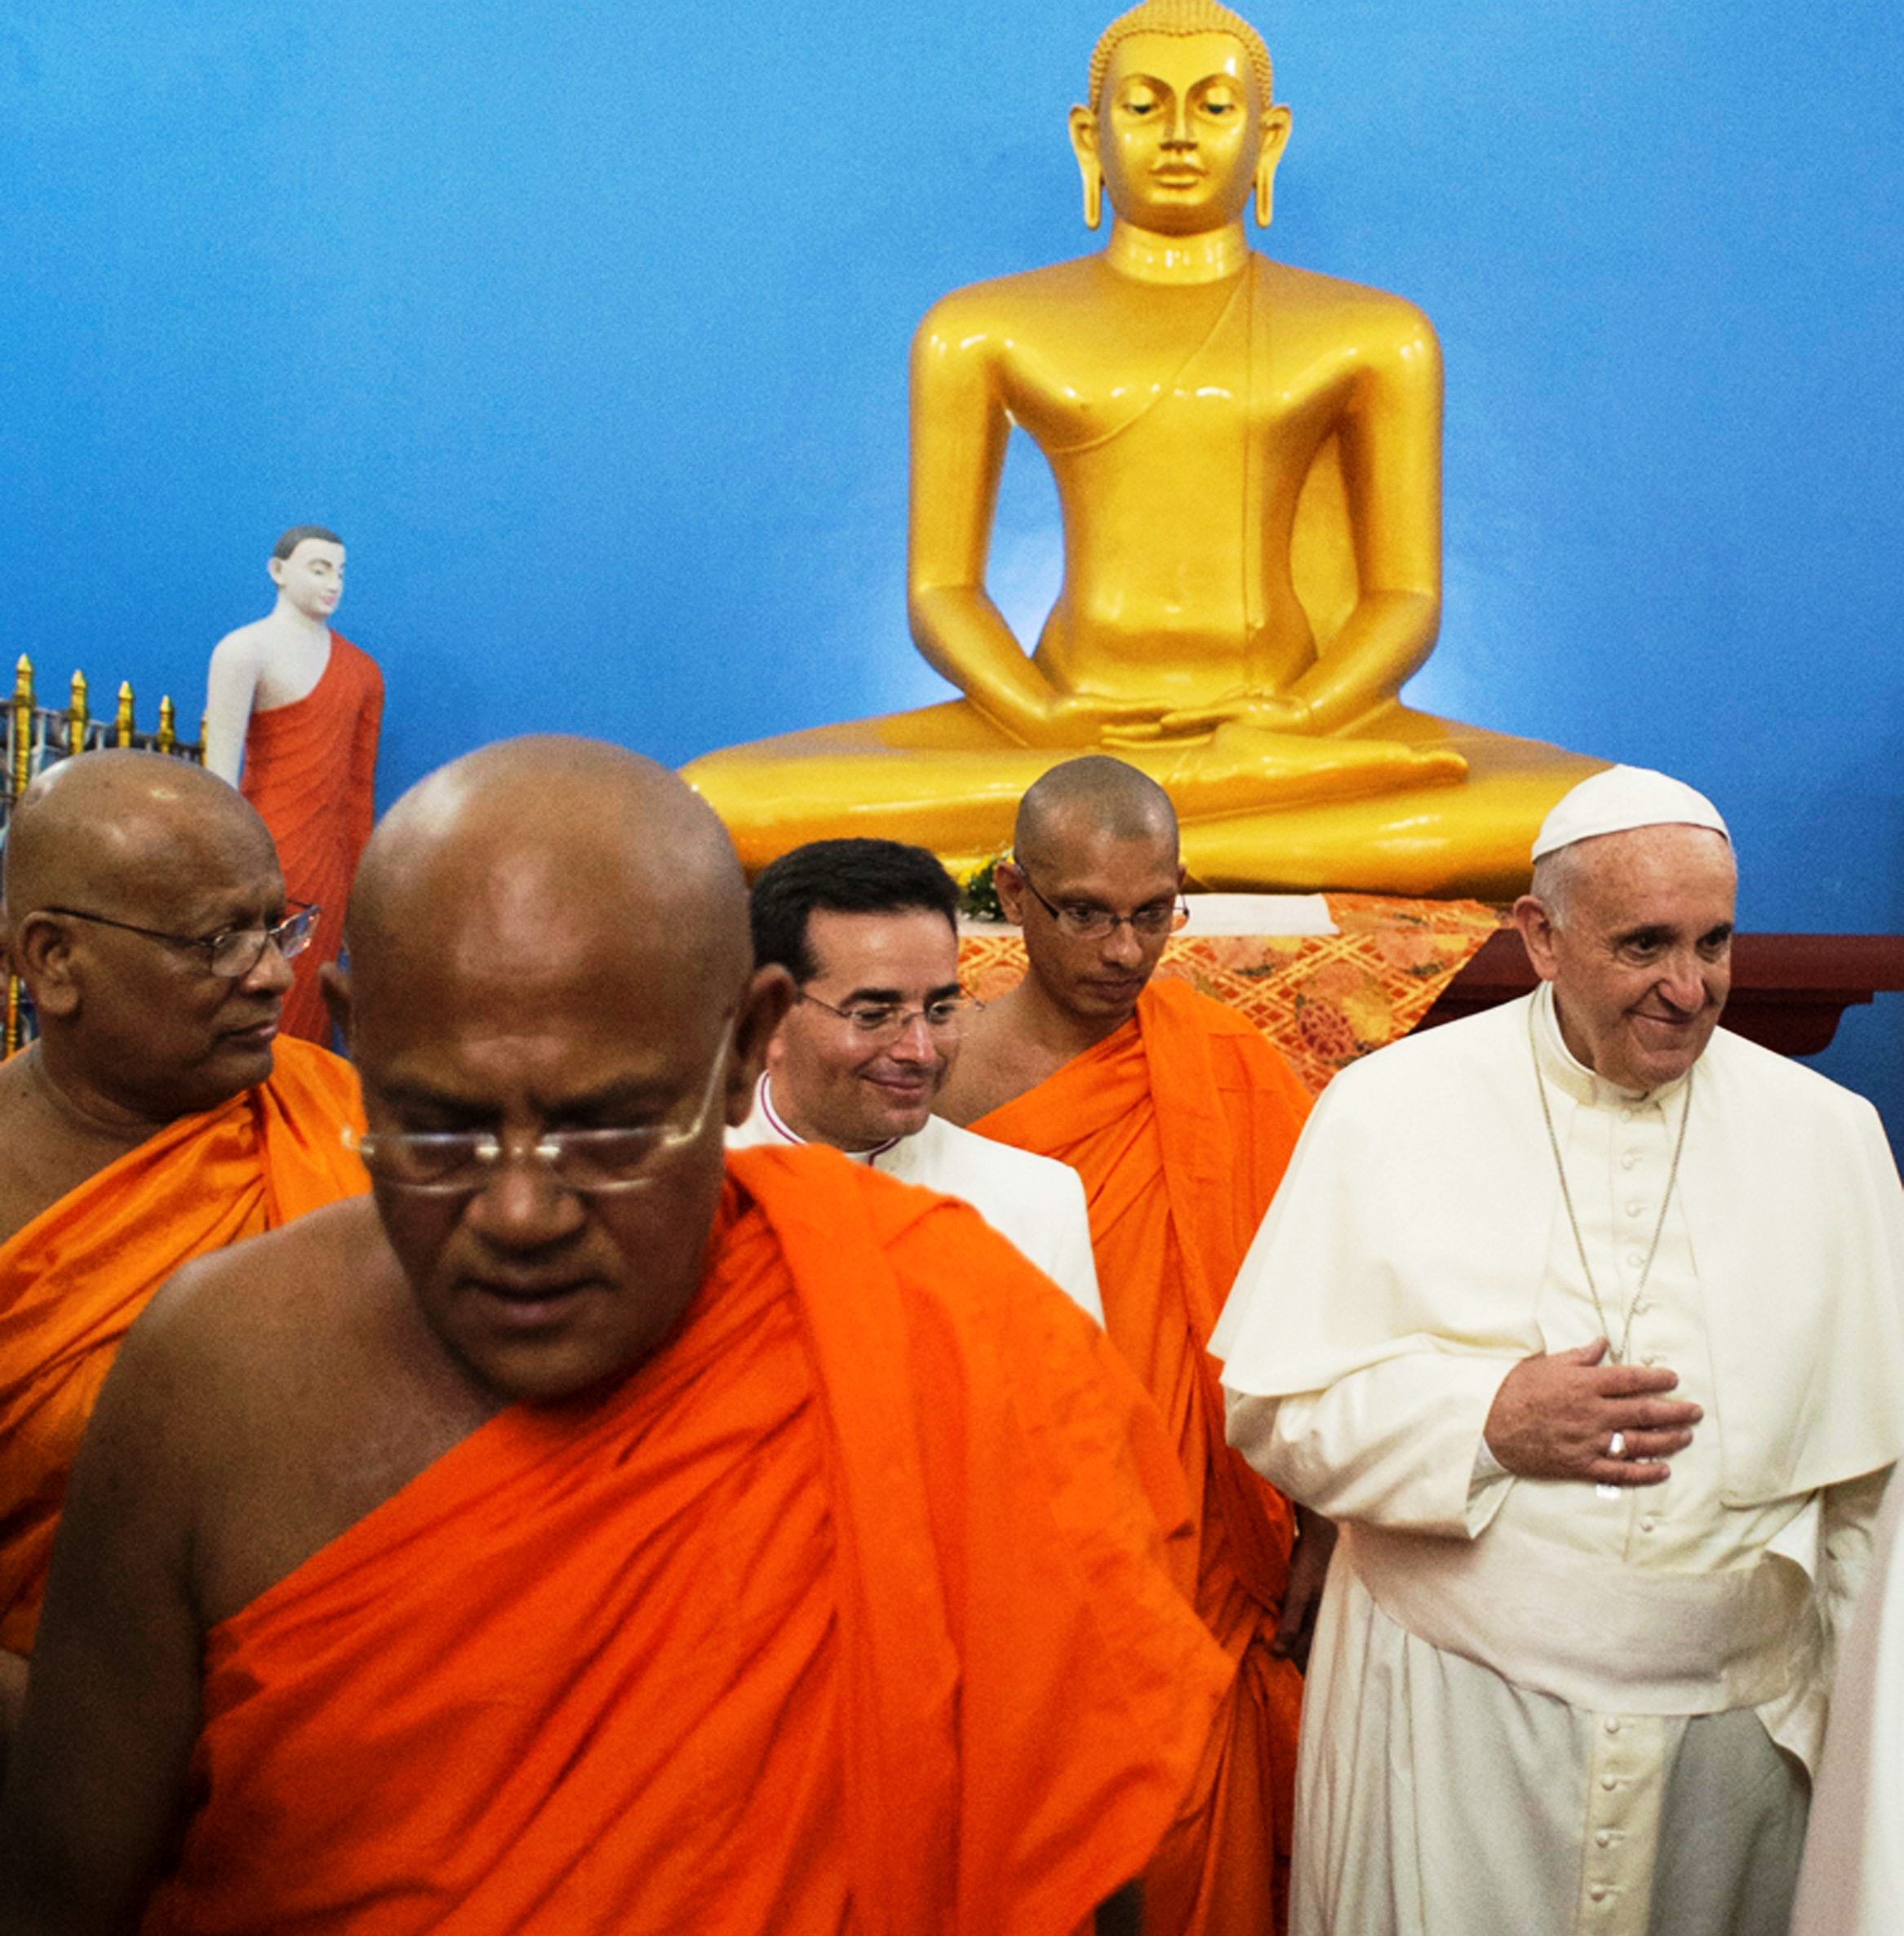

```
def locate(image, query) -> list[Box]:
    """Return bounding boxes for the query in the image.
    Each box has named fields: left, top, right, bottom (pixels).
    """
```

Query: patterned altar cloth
left=959, top=892, right=1507, bottom=1095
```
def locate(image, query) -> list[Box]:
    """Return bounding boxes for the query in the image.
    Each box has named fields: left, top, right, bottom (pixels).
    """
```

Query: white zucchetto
left=1530, top=766, right=1730, bottom=863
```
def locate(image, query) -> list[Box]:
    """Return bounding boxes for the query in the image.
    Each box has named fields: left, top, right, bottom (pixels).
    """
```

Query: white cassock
left=728, top=1074, right=1103, bottom=1324
left=1791, top=1466, right=1904, bottom=1935
left=1213, top=985, right=1904, bottom=1936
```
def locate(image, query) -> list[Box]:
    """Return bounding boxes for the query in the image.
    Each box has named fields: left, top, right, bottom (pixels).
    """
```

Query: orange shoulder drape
left=240, top=632, right=383, bottom=1042
left=143, top=1146, right=1230, bottom=1936
left=0, top=1039, right=366, bottom=1650
left=974, top=978, right=1312, bottom=1936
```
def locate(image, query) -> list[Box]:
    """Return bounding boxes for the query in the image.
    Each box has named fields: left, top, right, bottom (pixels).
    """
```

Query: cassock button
left=1601, top=1774, right=1618, bottom=1791
left=1640, top=1516, right=1658, bottom=1533
left=1626, top=1251, right=1645, bottom=1268
left=1596, top=1832, right=1613, bottom=1849
left=1591, top=1886, right=1609, bottom=1903
left=1643, top=1354, right=1659, bottom=1367
left=1626, top=1201, right=1645, bottom=1218
left=1604, top=1717, right=1621, bottom=1734
left=1620, top=1108, right=1635, bottom=1122
left=1621, top=1151, right=1639, bottom=1170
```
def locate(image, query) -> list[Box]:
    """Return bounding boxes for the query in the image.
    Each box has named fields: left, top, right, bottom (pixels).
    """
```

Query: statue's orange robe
left=240, top=630, right=383, bottom=1043
left=973, top=979, right=1313, bottom=1936
left=0, top=1038, right=366, bottom=1653
left=141, top=1147, right=1232, bottom=1936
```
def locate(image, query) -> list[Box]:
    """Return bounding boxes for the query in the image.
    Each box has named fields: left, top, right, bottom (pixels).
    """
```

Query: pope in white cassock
left=729, top=837, right=1103, bottom=1322
left=1214, top=766, right=1904, bottom=1936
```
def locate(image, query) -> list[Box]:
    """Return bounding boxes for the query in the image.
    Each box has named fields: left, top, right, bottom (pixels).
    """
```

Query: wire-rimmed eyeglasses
left=1010, top=861, right=1187, bottom=942
left=347, top=1019, right=735, bottom=1196
left=41, top=901, right=320, bottom=979
left=796, top=991, right=980, bottom=1044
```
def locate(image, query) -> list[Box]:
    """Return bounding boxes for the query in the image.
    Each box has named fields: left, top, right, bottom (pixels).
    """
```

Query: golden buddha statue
left=683, top=0, right=1602, bottom=895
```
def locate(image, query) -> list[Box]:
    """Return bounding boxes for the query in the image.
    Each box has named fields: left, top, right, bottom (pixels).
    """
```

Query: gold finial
left=10, top=655, right=33, bottom=803
left=158, top=695, right=177, bottom=755
left=1087, top=0, right=1274, bottom=109
left=68, top=670, right=89, bottom=755
left=115, top=681, right=135, bottom=748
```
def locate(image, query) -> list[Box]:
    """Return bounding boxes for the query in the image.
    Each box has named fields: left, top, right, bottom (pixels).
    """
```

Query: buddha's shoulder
left=916, top=251, right=1436, bottom=353
left=914, top=253, right=1130, bottom=342
left=1259, top=255, right=1440, bottom=348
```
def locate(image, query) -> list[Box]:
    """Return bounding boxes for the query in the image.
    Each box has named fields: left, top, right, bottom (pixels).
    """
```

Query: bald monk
left=0, top=752, right=365, bottom=1756
left=939, top=755, right=1326, bottom=1936
left=683, top=0, right=1601, bottom=896
left=0, top=736, right=1231, bottom=1934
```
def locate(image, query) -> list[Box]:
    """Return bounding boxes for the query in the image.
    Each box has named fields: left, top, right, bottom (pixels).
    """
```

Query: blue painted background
left=5, top=1, right=1900, bottom=1137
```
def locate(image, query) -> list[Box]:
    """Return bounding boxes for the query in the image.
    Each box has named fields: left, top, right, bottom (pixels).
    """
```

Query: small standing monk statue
left=203, top=525, right=384, bottom=1042
left=684, top=0, right=1603, bottom=896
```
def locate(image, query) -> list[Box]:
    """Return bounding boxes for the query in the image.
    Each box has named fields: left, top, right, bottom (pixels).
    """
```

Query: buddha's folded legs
left=683, top=700, right=1480, bottom=876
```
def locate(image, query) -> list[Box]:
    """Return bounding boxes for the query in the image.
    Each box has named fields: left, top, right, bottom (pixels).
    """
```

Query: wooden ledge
left=1419, top=933, right=1904, bottom=1058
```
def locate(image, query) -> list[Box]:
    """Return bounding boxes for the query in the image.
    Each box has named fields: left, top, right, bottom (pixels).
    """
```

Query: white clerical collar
left=755, top=1072, right=900, bottom=1164
left=1530, top=982, right=1693, bottom=1112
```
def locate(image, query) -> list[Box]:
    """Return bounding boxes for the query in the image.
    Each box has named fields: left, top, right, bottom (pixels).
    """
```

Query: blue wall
left=5, top=1, right=1900, bottom=1134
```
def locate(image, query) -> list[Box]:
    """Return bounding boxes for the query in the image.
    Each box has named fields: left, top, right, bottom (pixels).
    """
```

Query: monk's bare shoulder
left=140, top=1195, right=400, bottom=1372
left=0, top=1055, right=133, bottom=1246
left=0, top=1056, right=45, bottom=1241
left=126, top=1197, right=495, bottom=1623
left=937, top=990, right=1076, bottom=1126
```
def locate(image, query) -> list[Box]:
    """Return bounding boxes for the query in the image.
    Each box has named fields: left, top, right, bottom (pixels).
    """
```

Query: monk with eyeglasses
left=939, top=754, right=1322, bottom=1936
left=0, top=751, right=365, bottom=1765
left=0, top=736, right=1230, bottom=1935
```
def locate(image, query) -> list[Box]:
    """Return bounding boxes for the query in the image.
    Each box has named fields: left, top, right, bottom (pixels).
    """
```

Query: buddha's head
left=1071, top=0, right=1291, bottom=234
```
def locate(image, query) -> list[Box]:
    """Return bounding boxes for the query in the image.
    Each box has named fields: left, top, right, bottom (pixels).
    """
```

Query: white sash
left=1346, top=1516, right=1817, bottom=1714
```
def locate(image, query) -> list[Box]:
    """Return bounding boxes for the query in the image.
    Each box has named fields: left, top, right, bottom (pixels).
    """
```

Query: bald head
left=3, top=751, right=292, bottom=1121
left=335, top=739, right=779, bottom=1406
left=5, top=750, right=274, bottom=928
left=1014, top=757, right=1178, bottom=875
left=344, top=735, right=752, bottom=1024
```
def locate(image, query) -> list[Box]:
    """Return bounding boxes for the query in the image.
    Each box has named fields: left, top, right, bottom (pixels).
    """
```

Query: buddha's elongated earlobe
left=1254, top=103, right=1293, bottom=229
left=1068, top=104, right=1104, bottom=232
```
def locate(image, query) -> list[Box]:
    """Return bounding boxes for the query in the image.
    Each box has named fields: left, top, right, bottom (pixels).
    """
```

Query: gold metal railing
left=3, top=654, right=204, bottom=1055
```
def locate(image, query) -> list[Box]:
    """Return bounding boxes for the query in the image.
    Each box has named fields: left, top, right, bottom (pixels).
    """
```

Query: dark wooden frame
left=1420, top=933, right=1904, bottom=1058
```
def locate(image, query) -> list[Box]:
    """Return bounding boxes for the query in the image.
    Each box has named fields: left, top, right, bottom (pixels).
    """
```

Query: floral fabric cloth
left=957, top=894, right=1506, bottom=1096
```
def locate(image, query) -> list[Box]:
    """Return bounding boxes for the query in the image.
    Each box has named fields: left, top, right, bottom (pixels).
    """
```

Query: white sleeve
left=1044, top=1171, right=1104, bottom=1326
left=1793, top=1467, right=1904, bottom=1936
left=1226, top=1352, right=1520, bottom=1539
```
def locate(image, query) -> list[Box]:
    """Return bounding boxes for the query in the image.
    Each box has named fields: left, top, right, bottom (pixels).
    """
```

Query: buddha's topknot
left=1087, top=0, right=1275, bottom=110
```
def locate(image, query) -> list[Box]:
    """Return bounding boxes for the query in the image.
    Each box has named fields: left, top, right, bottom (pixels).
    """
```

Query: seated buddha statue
left=682, top=0, right=1602, bottom=896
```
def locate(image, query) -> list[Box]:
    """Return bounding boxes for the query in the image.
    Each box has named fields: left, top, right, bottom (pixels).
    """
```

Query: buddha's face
left=270, top=539, right=345, bottom=624
left=1080, top=31, right=1286, bottom=235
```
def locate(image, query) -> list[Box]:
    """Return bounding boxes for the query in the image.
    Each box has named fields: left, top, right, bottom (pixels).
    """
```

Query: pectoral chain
left=1528, top=1004, right=1693, bottom=1370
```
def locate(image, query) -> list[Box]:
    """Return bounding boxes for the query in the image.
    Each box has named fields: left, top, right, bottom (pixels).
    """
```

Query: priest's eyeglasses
left=797, top=992, right=979, bottom=1043
left=1010, top=863, right=1189, bottom=942
left=348, top=1023, right=735, bottom=1196
left=42, top=901, right=320, bottom=979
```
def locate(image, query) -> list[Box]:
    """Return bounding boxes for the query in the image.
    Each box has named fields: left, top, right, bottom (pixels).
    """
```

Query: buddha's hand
left=1481, top=1340, right=1702, bottom=1487
left=1141, top=691, right=1318, bottom=738
left=997, top=691, right=1174, bottom=749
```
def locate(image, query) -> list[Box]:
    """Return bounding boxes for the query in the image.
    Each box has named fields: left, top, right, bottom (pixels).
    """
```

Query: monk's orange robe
left=241, top=629, right=383, bottom=1042
left=142, top=1148, right=1231, bottom=1936
left=974, top=978, right=1313, bottom=1936
left=0, top=1038, right=366, bottom=1652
